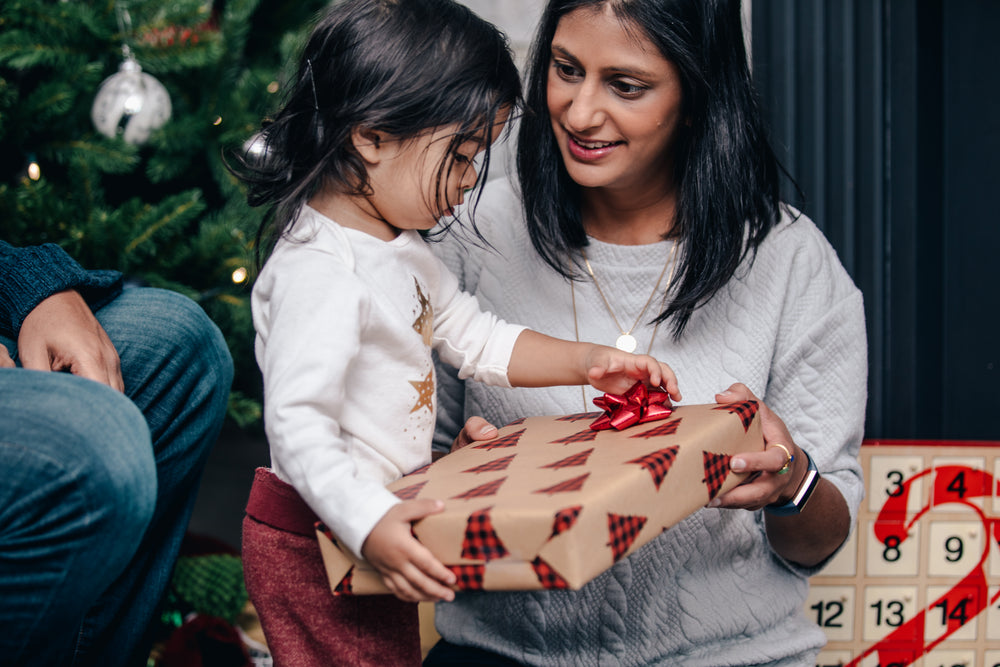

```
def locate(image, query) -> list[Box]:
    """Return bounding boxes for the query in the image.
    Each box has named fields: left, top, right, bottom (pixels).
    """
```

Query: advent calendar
left=809, top=440, right=1000, bottom=667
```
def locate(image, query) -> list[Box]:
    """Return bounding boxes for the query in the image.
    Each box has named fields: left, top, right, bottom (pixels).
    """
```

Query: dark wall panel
left=751, top=0, right=998, bottom=439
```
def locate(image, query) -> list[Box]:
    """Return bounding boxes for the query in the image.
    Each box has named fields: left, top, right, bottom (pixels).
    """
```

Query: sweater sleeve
left=760, top=219, right=868, bottom=573
left=0, top=240, right=123, bottom=338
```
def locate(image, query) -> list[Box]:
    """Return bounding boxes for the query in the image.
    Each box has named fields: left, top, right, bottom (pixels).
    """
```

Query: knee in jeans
left=144, top=289, right=234, bottom=386
left=62, top=388, right=158, bottom=535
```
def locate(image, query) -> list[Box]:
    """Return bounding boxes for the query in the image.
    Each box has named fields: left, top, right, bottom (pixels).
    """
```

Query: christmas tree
left=0, top=0, right=326, bottom=428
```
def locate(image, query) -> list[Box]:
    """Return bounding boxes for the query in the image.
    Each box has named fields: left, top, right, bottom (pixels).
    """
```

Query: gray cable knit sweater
left=431, top=179, right=867, bottom=666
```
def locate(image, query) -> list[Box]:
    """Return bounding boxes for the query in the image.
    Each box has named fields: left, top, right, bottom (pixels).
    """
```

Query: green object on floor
left=170, top=553, right=248, bottom=624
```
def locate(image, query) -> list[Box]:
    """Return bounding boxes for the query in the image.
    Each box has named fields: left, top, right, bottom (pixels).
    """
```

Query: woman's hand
left=361, top=499, right=457, bottom=602
left=710, top=383, right=851, bottom=567
left=17, top=289, right=123, bottom=391
left=450, top=416, right=499, bottom=453
left=708, top=383, right=806, bottom=511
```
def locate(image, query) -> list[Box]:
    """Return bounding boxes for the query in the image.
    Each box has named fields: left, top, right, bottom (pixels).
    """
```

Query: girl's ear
left=351, top=127, right=383, bottom=164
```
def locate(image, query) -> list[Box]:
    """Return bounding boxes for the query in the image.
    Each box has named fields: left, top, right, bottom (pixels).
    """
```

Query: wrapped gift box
left=317, top=398, right=764, bottom=594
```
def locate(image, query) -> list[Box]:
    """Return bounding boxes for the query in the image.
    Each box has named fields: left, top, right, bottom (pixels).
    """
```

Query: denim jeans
left=0, top=287, right=233, bottom=666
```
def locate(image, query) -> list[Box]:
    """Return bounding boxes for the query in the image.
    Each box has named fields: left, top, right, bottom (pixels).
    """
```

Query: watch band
left=765, top=449, right=820, bottom=516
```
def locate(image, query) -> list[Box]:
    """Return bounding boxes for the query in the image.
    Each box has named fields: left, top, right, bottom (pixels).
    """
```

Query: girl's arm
left=507, top=329, right=681, bottom=401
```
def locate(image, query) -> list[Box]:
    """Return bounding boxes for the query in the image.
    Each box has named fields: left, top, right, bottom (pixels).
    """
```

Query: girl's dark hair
left=234, top=0, right=521, bottom=267
left=518, top=0, right=784, bottom=337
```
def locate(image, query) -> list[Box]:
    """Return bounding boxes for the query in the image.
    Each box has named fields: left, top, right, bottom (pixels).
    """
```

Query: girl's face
left=367, top=112, right=509, bottom=235
left=546, top=5, right=685, bottom=199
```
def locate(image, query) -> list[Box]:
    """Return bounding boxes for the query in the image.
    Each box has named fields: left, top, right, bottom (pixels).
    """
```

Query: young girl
left=235, top=1, right=680, bottom=665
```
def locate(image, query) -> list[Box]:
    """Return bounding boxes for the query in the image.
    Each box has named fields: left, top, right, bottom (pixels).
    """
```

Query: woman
left=425, top=0, right=866, bottom=665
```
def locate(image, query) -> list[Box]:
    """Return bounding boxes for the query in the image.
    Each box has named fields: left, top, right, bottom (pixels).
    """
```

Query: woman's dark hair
left=234, top=0, right=521, bottom=267
left=518, top=0, right=784, bottom=337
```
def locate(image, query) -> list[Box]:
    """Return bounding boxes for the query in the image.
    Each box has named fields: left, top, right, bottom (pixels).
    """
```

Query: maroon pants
left=242, top=468, right=421, bottom=666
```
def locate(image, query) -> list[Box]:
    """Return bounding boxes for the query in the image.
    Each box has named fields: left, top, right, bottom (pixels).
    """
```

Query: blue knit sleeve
left=0, top=240, right=123, bottom=338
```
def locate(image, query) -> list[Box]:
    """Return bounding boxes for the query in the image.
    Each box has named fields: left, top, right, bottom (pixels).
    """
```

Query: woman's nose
left=564, top=81, right=605, bottom=132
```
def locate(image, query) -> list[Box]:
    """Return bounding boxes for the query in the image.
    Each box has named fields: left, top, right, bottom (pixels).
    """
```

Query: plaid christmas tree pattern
left=474, top=428, right=525, bottom=450
left=531, top=557, right=571, bottom=589
left=463, top=454, right=516, bottom=474
left=626, top=445, right=680, bottom=490
left=461, top=507, right=509, bottom=561
left=631, top=417, right=681, bottom=439
left=333, top=567, right=353, bottom=594
left=448, top=564, right=487, bottom=591
left=557, top=411, right=603, bottom=422
left=534, top=473, right=590, bottom=495
left=549, top=506, right=583, bottom=539
left=714, top=400, right=758, bottom=432
left=607, top=513, right=648, bottom=561
left=541, top=448, right=594, bottom=469
left=702, top=451, right=732, bottom=500
left=394, top=480, right=427, bottom=500
left=551, top=428, right=600, bottom=445
left=452, top=476, right=506, bottom=500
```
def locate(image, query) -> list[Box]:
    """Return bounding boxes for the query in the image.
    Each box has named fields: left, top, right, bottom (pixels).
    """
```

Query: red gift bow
left=589, top=381, right=674, bottom=431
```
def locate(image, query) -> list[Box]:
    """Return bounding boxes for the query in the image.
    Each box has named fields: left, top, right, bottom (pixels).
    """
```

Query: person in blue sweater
left=0, top=239, right=233, bottom=666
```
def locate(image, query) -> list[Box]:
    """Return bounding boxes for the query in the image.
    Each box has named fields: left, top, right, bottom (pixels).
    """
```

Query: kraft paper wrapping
left=317, top=401, right=764, bottom=594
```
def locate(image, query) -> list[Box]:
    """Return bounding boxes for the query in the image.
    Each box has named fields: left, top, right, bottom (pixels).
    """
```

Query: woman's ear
left=351, top=127, right=383, bottom=164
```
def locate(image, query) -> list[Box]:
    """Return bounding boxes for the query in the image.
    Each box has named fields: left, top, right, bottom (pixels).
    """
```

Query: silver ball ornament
left=91, top=56, right=172, bottom=145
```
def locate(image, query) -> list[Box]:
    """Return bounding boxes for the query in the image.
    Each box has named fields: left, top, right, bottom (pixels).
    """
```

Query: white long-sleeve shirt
left=252, top=205, right=525, bottom=558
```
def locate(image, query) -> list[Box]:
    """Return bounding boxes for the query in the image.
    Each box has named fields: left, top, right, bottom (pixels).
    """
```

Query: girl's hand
left=586, top=347, right=681, bottom=401
left=707, top=383, right=807, bottom=510
left=361, top=499, right=457, bottom=602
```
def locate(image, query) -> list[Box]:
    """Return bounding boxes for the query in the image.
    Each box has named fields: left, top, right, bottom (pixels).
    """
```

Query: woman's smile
left=565, top=133, right=623, bottom=161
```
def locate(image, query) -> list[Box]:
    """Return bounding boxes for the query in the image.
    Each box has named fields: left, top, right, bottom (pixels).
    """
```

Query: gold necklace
left=572, top=242, right=678, bottom=411
left=580, top=242, right=678, bottom=353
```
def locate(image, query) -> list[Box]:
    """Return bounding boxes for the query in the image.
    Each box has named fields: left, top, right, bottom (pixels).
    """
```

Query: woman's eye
left=553, top=61, right=580, bottom=80
left=611, top=80, right=645, bottom=98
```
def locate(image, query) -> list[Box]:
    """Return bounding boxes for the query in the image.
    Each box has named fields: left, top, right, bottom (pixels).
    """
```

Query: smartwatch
left=765, top=449, right=820, bottom=516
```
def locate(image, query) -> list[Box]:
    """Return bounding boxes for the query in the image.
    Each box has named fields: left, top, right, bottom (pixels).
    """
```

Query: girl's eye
left=453, top=153, right=471, bottom=165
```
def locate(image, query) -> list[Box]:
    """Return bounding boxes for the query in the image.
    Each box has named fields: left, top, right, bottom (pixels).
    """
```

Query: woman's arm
left=710, top=383, right=851, bottom=567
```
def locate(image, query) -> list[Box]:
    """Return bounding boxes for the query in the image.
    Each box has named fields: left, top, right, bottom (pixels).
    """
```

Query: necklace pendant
left=615, top=333, right=638, bottom=353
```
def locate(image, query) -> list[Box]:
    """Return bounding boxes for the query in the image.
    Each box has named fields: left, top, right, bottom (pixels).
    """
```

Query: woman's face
left=546, top=5, right=685, bottom=198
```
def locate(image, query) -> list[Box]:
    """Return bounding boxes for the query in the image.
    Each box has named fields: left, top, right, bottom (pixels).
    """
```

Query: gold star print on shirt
left=409, top=277, right=435, bottom=414
left=409, top=370, right=434, bottom=414
left=412, top=277, right=433, bottom=346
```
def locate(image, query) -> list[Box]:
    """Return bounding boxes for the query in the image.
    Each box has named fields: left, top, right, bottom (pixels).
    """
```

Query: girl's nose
left=460, top=164, right=479, bottom=191
left=564, top=80, right=605, bottom=132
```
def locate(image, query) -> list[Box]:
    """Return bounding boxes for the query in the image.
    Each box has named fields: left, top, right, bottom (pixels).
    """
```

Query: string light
left=231, top=267, right=248, bottom=284
left=213, top=115, right=223, bottom=126
left=26, top=156, right=41, bottom=181
left=267, top=81, right=279, bottom=94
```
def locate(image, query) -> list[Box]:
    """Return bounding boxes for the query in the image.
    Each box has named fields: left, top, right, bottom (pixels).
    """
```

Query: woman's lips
left=566, top=133, right=622, bottom=161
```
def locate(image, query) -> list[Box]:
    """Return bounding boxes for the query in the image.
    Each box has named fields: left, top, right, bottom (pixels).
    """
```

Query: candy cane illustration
left=847, top=464, right=1000, bottom=666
